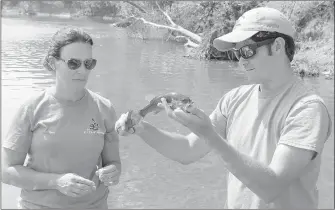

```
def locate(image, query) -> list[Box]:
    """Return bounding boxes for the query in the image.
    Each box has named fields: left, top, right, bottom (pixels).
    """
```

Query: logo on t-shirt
left=84, top=118, right=104, bottom=135
left=89, top=118, right=99, bottom=131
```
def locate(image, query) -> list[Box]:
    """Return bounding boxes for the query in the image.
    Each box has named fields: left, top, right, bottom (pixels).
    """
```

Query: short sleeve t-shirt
left=3, top=88, right=118, bottom=209
left=210, top=78, right=332, bottom=208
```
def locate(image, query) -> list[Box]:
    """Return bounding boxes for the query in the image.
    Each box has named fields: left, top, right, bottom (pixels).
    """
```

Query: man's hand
left=115, top=111, right=144, bottom=136
left=158, top=98, right=215, bottom=138
left=55, top=173, right=96, bottom=197
left=95, top=165, right=120, bottom=186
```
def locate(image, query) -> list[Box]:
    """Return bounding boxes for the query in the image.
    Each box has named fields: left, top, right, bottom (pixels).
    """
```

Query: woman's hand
left=158, top=98, right=216, bottom=138
left=55, top=173, right=96, bottom=197
left=95, top=164, right=120, bottom=186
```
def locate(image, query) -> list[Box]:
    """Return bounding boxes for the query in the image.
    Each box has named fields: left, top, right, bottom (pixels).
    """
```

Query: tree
left=112, top=1, right=265, bottom=59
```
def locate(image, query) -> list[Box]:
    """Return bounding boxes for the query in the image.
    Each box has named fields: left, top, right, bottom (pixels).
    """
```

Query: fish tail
left=138, top=103, right=153, bottom=117
left=125, top=109, right=142, bottom=129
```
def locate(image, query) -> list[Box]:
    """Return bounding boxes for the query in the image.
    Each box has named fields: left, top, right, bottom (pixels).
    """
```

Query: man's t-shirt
left=3, top=88, right=118, bottom=209
left=210, top=78, right=332, bottom=208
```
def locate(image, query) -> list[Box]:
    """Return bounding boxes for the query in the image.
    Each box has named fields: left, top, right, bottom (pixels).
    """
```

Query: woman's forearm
left=2, top=165, right=61, bottom=191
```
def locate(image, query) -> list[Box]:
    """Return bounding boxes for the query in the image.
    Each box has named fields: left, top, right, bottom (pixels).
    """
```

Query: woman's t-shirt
left=3, top=88, right=118, bottom=209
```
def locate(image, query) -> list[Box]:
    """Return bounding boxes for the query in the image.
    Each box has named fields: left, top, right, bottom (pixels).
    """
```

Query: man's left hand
left=158, top=98, right=215, bottom=137
left=95, top=164, right=120, bottom=186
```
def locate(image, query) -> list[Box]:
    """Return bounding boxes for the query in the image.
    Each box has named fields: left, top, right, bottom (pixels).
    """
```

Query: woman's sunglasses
left=227, top=38, right=276, bottom=61
left=57, top=57, right=97, bottom=70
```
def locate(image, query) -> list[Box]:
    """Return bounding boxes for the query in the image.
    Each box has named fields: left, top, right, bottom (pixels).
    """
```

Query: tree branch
left=134, top=17, right=178, bottom=31
left=184, top=39, right=199, bottom=48
left=114, top=1, right=202, bottom=47
left=155, top=1, right=176, bottom=26
left=122, top=0, right=147, bottom=14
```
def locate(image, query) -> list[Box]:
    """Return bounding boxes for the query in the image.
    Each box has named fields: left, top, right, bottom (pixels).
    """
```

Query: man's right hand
left=55, top=173, right=96, bottom=197
left=115, top=111, right=144, bottom=136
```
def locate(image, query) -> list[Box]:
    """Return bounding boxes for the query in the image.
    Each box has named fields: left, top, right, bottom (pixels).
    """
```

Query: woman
left=2, top=27, right=121, bottom=209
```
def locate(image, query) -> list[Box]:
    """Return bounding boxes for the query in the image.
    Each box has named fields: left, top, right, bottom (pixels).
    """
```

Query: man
left=115, top=7, right=332, bottom=208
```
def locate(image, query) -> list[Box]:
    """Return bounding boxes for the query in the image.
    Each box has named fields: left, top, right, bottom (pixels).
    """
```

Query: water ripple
left=2, top=17, right=334, bottom=209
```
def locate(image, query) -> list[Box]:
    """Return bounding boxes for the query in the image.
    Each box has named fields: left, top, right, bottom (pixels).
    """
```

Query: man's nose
left=76, top=64, right=87, bottom=74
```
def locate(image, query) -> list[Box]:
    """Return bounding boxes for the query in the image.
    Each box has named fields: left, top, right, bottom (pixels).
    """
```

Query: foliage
left=184, top=1, right=267, bottom=60
left=270, top=1, right=334, bottom=41
left=2, top=0, right=334, bottom=74
left=70, top=1, right=121, bottom=17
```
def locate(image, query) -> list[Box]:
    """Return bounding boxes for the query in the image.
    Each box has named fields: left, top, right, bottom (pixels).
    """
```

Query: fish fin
left=145, top=94, right=156, bottom=102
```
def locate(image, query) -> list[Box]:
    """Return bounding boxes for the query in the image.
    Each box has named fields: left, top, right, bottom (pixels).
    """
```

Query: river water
left=1, top=17, right=334, bottom=209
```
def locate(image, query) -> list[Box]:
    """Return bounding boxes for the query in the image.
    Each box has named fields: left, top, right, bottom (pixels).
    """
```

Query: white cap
left=213, top=7, right=296, bottom=51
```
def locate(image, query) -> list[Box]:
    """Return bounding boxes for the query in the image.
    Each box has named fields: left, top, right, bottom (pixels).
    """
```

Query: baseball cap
left=213, top=7, right=296, bottom=52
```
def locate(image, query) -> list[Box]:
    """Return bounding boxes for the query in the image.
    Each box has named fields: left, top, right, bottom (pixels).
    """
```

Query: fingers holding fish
left=159, top=97, right=196, bottom=115
left=115, top=113, right=129, bottom=136
left=115, top=110, right=144, bottom=136
left=116, top=92, right=195, bottom=135
left=141, top=92, right=214, bottom=137
left=157, top=97, right=215, bottom=136
left=182, top=104, right=206, bottom=119
left=159, top=98, right=178, bottom=119
left=125, top=110, right=144, bottom=134
left=159, top=98, right=190, bottom=127
left=115, top=112, right=135, bottom=136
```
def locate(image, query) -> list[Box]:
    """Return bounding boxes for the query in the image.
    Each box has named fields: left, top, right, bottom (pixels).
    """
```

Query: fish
left=124, top=92, right=194, bottom=130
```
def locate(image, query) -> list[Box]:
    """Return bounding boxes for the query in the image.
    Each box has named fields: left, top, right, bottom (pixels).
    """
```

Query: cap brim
left=213, top=30, right=259, bottom=52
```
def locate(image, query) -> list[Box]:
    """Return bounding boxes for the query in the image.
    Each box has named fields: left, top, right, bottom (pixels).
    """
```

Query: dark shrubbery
left=2, top=1, right=333, bottom=77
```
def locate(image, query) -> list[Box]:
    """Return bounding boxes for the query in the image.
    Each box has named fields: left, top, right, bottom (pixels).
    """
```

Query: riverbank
left=2, top=8, right=333, bottom=80
left=291, top=18, right=334, bottom=79
left=1, top=9, right=117, bottom=22
left=293, top=38, right=334, bottom=79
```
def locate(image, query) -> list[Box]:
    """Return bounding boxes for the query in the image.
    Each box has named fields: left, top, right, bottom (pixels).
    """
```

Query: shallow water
left=1, top=17, right=334, bottom=209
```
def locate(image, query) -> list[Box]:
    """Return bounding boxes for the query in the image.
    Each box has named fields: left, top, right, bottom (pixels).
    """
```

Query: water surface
left=2, top=17, right=334, bottom=209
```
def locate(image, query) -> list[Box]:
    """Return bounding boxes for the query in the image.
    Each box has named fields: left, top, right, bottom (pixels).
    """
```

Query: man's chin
left=246, top=76, right=262, bottom=84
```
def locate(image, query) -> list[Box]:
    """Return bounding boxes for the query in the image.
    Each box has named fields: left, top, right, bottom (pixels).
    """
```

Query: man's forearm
left=205, top=131, right=285, bottom=203
left=2, top=165, right=61, bottom=191
left=137, top=121, right=196, bottom=164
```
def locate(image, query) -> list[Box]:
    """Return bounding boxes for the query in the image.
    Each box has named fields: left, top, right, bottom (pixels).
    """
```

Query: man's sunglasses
left=57, top=57, right=97, bottom=70
left=227, top=38, right=276, bottom=61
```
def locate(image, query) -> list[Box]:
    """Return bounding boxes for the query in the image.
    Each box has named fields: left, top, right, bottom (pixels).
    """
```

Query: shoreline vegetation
left=2, top=1, right=334, bottom=79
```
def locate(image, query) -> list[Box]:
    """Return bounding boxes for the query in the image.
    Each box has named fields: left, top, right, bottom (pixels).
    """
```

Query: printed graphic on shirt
left=84, top=118, right=104, bottom=135
left=90, top=118, right=99, bottom=130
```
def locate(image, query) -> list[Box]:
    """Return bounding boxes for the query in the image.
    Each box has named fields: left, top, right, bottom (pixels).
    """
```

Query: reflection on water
left=1, top=17, right=334, bottom=209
